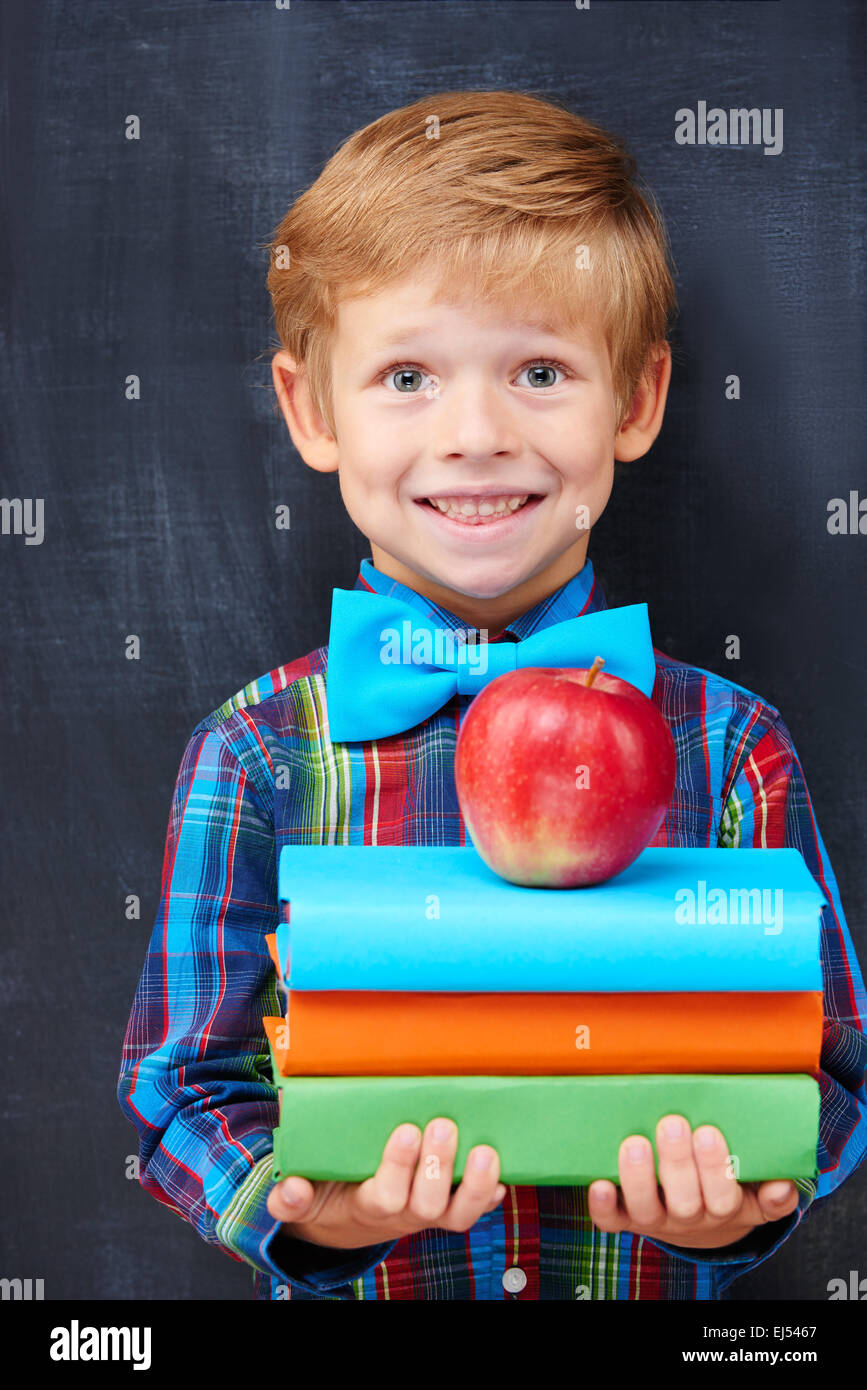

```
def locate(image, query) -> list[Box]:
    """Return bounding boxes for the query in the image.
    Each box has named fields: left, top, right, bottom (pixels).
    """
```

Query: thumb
left=755, top=1180, right=799, bottom=1223
left=267, top=1174, right=317, bottom=1225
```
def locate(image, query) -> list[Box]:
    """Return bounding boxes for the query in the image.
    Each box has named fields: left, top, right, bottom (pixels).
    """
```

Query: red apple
left=454, top=659, right=676, bottom=887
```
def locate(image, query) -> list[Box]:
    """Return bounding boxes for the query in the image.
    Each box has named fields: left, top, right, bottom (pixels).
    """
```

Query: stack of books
left=264, top=844, right=825, bottom=1185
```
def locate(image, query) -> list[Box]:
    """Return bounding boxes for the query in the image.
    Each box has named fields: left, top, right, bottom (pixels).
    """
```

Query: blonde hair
left=264, top=89, right=677, bottom=436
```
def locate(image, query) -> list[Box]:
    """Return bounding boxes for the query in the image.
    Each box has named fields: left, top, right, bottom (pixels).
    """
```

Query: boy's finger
left=355, top=1122, right=422, bottom=1221
left=437, top=1147, right=502, bottom=1231
left=691, top=1126, right=743, bottom=1220
left=587, top=1179, right=630, bottom=1233
left=266, top=1175, right=316, bottom=1224
left=655, top=1116, right=704, bottom=1224
left=755, top=1180, right=799, bottom=1223
left=408, top=1117, right=459, bottom=1223
left=616, top=1135, right=666, bottom=1229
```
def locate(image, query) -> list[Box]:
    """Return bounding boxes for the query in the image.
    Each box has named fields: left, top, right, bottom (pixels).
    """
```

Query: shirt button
left=502, top=1267, right=527, bottom=1294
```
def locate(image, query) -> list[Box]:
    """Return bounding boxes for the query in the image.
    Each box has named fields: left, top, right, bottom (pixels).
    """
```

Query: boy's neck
left=368, top=536, right=590, bottom=635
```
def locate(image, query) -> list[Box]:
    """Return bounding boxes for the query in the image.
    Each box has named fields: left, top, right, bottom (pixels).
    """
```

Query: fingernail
left=627, top=1140, right=648, bottom=1163
left=471, top=1148, right=492, bottom=1171
left=397, top=1124, right=419, bottom=1147
left=282, top=1180, right=304, bottom=1207
left=664, top=1117, right=685, bottom=1140
left=696, top=1128, right=718, bottom=1150
left=431, top=1119, right=454, bottom=1142
left=768, top=1181, right=793, bottom=1202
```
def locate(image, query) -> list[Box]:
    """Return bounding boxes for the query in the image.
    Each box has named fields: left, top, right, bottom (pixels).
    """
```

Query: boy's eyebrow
left=371, top=319, right=584, bottom=350
left=510, top=317, right=568, bottom=335
left=370, top=326, right=431, bottom=350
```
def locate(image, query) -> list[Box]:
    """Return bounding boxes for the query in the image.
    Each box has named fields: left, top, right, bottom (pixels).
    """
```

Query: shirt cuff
left=644, top=1180, right=816, bottom=1274
left=214, top=1154, right=397, bottom=1294
left=265, top=1225, right=398, bottom=1295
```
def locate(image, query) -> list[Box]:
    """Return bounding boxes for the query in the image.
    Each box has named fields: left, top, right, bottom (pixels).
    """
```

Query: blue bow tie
left=325, top=586, right=656, bottom=742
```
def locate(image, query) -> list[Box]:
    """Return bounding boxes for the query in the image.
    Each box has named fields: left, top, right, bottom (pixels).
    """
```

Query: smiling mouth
left=415, top=493, right=544, bottom=525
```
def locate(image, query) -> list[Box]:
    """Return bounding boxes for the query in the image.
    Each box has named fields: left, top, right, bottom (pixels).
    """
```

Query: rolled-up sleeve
left=117, top=725, right=394, bottom=1294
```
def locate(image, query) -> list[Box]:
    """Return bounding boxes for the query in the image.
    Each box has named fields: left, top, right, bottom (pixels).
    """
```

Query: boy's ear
left=271, top=349, right=339, bottom=473
left=613, top=343, right=672, bottom=463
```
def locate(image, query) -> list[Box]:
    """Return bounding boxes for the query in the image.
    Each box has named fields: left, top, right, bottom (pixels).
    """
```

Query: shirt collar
left=353, top=555, right=607, bottom=639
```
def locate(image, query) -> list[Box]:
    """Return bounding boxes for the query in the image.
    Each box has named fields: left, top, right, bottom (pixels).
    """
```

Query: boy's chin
left=417, top=560, right=538, bottom=602
left=369, top=540, right=547, bottom=603
left=439, top=577, right=524, bottom=601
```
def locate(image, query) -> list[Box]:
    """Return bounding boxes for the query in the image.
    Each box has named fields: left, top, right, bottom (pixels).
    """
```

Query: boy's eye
left=515, top=360, right=570, bottom=389
left=381, top=365, right=429, bottom=393
left=376, top=359, right=570, bottom=393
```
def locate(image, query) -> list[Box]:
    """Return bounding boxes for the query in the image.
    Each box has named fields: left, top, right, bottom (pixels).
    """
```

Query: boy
left=118, top=89, right=867, bottom=1301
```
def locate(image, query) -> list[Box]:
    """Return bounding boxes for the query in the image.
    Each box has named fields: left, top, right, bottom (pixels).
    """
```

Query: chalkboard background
left=2, top=0, right=864, bottom=1301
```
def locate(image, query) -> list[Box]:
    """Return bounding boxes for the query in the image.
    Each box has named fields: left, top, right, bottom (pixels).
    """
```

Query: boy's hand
left=266, top=1118, right=506, bottom=1249
left=588, top=1115, right=800, bottom=1250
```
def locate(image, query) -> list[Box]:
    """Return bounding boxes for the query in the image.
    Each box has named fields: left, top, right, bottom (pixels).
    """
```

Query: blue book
left=275, top=844, right=825, bottom=992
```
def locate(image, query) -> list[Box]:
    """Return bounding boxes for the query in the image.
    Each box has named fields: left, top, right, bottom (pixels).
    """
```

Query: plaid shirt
left=117, top=556, right=867, bottom=1300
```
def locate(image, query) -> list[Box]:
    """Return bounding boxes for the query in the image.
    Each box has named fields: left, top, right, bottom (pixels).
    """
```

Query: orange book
left=262, top=989, right=823, bottom=1076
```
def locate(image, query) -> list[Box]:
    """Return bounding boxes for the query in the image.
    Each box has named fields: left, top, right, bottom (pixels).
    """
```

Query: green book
left=268, top=1055, right=819, bottom=1186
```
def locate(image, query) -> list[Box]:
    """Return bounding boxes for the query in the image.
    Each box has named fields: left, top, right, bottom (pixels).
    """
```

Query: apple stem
left=583, top=656, right=605, bottom=688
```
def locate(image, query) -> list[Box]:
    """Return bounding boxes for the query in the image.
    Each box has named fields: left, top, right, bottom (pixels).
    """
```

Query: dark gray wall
left=2, top=0, right=864, bottom=1300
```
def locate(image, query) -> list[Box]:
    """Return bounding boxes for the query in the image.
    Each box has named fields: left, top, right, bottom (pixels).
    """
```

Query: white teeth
left=428, top=493, right=530, bottom=520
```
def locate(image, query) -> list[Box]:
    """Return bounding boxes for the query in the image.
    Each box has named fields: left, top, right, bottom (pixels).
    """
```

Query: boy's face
left=274, top=269, right=670, bottom=632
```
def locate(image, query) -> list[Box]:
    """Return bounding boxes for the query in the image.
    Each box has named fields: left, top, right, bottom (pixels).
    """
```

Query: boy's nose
left=435, top=393, right=522, bottom=459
